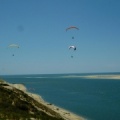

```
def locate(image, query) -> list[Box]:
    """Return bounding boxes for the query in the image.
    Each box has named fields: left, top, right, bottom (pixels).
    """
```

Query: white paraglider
left=8, top=44, right=19, bottom=56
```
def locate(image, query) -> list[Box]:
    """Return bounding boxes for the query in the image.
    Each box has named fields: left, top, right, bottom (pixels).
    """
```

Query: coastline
left=8, top=82, right=86, bottom=120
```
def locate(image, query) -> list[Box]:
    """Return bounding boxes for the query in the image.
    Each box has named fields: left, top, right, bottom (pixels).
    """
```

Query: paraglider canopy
left=66, top=26, right=79, bottom=31
left=8, top=44, right=19, bottom=48
left=69, top=45, right=76, bottom=51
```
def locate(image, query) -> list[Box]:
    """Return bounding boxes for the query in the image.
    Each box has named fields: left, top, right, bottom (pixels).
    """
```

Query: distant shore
left=84, top=75, right=120, bottom=79
left=8, top=82, right=86, bottom=120
left=63, top=74, right=120, bottom=79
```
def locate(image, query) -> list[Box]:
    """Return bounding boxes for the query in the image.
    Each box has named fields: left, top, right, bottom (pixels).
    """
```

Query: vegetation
left=0, top=79, right=5, bottom=83
left=0, top=81, right=64, bottom=120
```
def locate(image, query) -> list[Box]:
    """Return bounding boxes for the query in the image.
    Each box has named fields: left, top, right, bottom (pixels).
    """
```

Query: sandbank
left=63, top=74, right=120, bottom=80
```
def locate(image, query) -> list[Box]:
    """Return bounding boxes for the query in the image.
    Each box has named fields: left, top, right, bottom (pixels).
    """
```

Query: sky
left=0, top=0, right=120, bottom=75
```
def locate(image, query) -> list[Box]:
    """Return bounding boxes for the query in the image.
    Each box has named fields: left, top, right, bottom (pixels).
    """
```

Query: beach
left=7, top=82, right=86, bottom=120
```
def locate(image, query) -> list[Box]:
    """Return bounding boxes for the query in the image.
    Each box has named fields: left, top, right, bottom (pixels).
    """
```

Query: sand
left=63, top=74, right=120, bottom=79
left=8, top=83, right=86, bottom=120
left=83, top=75, right=120, bottom=79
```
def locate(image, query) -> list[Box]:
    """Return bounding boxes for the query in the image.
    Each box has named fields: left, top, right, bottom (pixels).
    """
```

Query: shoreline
left=9, top=83, right=86, bottom=120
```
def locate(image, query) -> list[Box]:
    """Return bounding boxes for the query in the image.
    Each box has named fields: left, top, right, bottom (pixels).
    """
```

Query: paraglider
left=66, top=26, right=79, bottom=39
left=8, top=44, right=19, bottom=56
left=69, top=46, right=76, bottom=58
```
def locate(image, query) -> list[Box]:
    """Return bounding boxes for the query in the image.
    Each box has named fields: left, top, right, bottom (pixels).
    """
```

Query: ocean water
left=1, top=73, right=120, bottom=120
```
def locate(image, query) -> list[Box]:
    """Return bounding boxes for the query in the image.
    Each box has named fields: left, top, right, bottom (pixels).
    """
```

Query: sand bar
left=63, top=74, right=120, bottom=79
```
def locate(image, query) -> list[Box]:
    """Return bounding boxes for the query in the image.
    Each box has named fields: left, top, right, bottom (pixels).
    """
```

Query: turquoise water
left=1, top=73, right=120, bottom=120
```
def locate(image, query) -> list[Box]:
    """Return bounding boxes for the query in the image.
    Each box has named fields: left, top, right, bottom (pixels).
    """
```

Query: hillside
left=0, top=79, right=65, bottom=120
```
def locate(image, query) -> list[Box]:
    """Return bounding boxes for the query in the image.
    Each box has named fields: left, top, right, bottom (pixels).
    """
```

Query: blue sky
left=0, top=0, right=120, bottom=75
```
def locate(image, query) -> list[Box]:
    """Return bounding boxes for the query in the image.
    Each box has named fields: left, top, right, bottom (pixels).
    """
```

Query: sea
left=1, top=73, right=120, bottom=120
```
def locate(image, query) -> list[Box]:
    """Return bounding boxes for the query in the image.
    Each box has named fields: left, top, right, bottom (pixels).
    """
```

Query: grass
left=0, top=81, right=64, bottom=120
